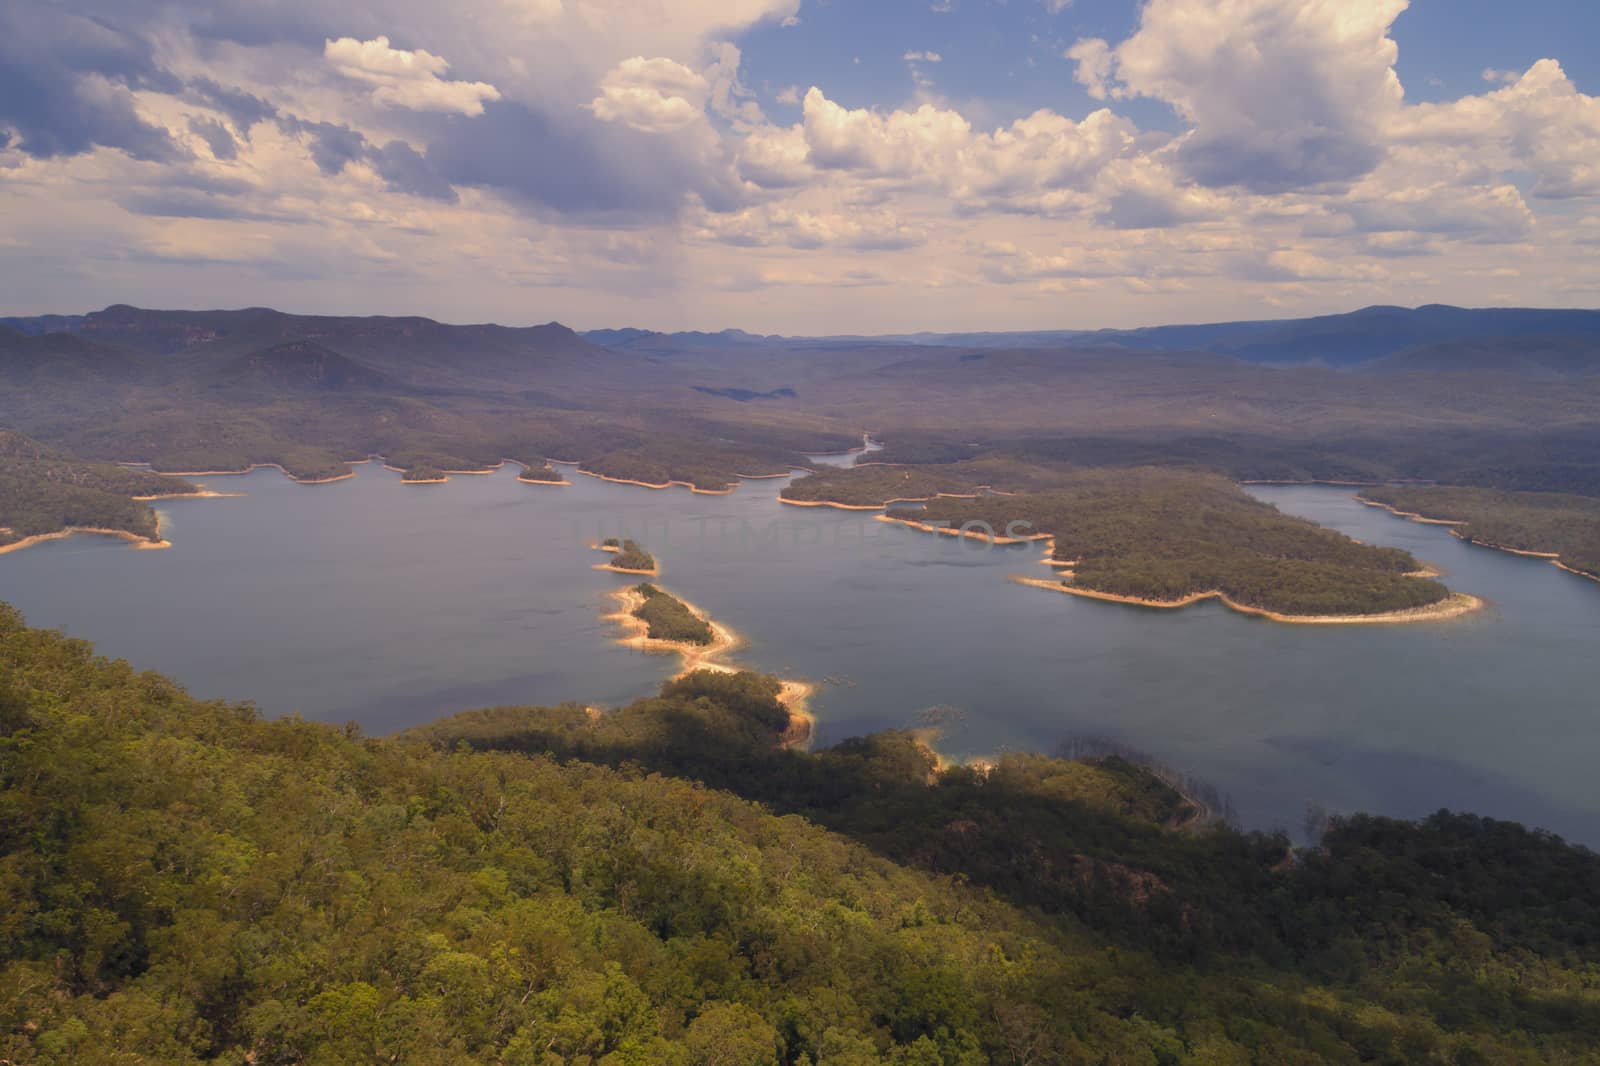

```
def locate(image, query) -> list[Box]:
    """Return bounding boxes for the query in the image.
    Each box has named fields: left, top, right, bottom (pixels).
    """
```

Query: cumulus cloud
left=591, top=57, right=711, bottom=132
left=2, top=0, right=1599, bottom=330
left=1075, top=0, right=1409, bottom=192
left=1065, top=38, right=1112, bottom=100
left=1393, top=60, right=1600, bottom=199
left=325, top=35, right=502, bottom=115
left=788, top=89, right=1141, bottom=214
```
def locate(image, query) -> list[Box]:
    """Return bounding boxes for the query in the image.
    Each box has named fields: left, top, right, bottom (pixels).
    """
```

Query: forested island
left=625, top=582, right=716, bottom=645
left=5, top=604, right=1600, bottom=1063
left=0, top=431, right=198, bottom=551
left=1361, top=485, right=1600, bottom=580
left=595, top=538, right=658, bottom=575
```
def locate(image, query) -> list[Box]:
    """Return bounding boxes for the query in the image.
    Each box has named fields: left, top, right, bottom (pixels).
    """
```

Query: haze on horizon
left=2, top=0, right=1598, bottom=334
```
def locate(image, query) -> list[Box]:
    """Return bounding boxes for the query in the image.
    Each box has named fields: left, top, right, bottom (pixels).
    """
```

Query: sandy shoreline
left=131, top=489, right=242, bottom=500
left=577, top=469, right=737, bottom=495
left=602, top=585, right=814, bottom=749
left=1360, top=496, right=1598, bottom=583
left=780, top=490, right=986, bottom=512
left=0, top=524, right=171, bottom=557
left=873, top=513, right=1055, bottom=546
left=154, top=462, right=357, bottom=485
left=1008, top=575, right=1484, bottom=625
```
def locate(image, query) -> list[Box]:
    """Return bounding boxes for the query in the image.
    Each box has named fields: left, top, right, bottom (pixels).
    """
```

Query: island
left=593, top=538, right=659, bottom=575
left=619, top=582, right=717, bottom=646
left=1360, top=485, right=1600, bottom=581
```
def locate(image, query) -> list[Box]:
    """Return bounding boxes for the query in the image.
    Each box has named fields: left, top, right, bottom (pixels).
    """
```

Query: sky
left=2, top=0, right=1598, bottom=334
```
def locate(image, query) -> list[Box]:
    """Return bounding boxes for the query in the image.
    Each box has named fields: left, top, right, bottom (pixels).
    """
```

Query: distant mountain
left=1, top=305, right=642, bottom=390
left=0, top=313, right=86, bottom=336
left=203, top=340, right=398, bottom=393
left=1364, top=334, right=1600, bottom=378
left=580, top=305, right=1600, bottom=367
left=583, top=327, right=788, bottom=355
left=1056, top=305, right=1600, bottom=366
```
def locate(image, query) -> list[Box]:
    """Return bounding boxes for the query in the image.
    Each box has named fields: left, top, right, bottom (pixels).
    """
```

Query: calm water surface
left=2, top=461, right=1597, bottom=843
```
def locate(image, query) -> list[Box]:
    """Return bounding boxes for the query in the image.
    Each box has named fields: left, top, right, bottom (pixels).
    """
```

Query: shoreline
left=577, top=469, right=737, bottom=496
left=152, top=462, right=357, bottom=485
left=601, top=585, right=814, bottom=750
left=1242, top=478, right=1386, bottom=488
left=779, top=490, right=989, bottom=512
left=872, top=508, right=1474, bottom=624
left=591, top=542, right=659, bottom=577
left=131, top=489, right=242, bottom=500
left=0, top=523, right=171, bottom=557
left=1008, top=576, right=1484, bottom=625
left=873, top=512, right=1055, bottom=546
left=1360, top=496, right=1599, bottom=584
left=594, top=563, right=660, bottom=576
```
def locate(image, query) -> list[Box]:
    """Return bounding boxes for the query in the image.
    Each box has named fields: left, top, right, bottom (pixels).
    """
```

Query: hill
left=0, top=330, right=144, bottom=386
left=4, top=304, right=641, bottom=391
left=201, top=340, right=398, bottom=394
left=583, top=304, right=1600, bottom=367
left=4, top=606, right=1600, bottom=1062
left=1364, top=334, right=1600, bottom=378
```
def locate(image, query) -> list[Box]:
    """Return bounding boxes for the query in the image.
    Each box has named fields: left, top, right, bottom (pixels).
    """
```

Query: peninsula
left=1360, top=485, right=1600, bottom=582
left=0, top=430, right=199, bottom=553
left=603, top=579, right=813, bottom=749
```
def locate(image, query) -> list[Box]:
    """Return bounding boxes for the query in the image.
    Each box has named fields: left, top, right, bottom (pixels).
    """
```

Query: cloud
left=188, top=117, right=240, bottom=160
left=793, top=89, right=1140, bottom=211
left=0, top=6, right=183, bottom=161
left=1076, top=0, right=1409, bottom=192
left=1066, top=38, right=1112, bottom=100
left=1393, top=60, right=1600, bottom=200
left=325, top=35, right=502, bottom=115
left=591, top=57, right=711, bottom=132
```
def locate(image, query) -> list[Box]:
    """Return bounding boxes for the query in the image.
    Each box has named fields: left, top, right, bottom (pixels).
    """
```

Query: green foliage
left=905, top=467, right=1450, bottom=615
left=3, top=607, right=1600, bottom=1062
left=0, top=431, right=196, bottom=545
left=610, top=540, right=657, bottom=572
left=631, top=583, right=715, bottom=644
left=1362, top=485, right=1600, bottom=578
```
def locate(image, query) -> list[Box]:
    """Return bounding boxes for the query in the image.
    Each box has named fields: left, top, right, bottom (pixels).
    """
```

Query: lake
left=2, top=460, right=1598, bottom=843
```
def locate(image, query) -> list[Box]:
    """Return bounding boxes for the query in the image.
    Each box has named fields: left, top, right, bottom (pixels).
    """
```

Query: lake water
left=2, top=460, right=1598, bottom=844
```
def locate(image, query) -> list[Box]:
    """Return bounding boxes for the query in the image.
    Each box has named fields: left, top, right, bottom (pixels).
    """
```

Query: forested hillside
left=787, top=464, right=1454, bottom=617
left=1361, top=486, right=1600, bottom=578
left=0, top=431, right=197, bottom=549
left=3, top=606, right=1599, bottom=1063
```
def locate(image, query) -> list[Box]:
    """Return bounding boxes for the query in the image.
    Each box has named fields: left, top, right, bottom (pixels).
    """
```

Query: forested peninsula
left=1360, top=485, right=1600, bottom=580
left=789, top=463, right=1466, bottom=619
left=5, top=604, right=1600, bottom=1063
left=0, top=431, right=198, bottom=552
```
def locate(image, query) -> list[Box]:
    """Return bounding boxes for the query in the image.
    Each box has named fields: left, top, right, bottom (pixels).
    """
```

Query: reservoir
left=2, top=461, right=1597, bottom=843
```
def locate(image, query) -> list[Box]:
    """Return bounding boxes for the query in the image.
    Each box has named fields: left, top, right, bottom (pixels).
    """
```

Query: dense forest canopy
left=0, top=431, right=196, bottom=547
left=787, top=463, right=1452, bottom=616
left=3, top=606, right=1600, bottom=1063
left=609, top=540, right=657, bottom=573
left=629, top=583, right=715, bottom=645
